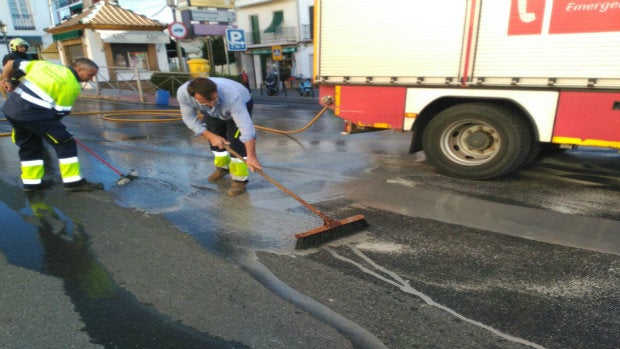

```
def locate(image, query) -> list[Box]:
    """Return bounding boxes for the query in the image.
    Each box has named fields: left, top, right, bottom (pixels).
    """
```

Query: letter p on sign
left=226, top=29, right=246, bottom=51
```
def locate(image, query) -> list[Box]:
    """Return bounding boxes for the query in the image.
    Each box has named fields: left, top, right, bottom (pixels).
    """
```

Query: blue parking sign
left=226, top=29, right=246, bottom=51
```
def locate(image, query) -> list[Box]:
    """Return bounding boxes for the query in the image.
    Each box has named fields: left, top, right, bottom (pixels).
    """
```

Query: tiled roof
left=46, top=0, right=166, bottom=33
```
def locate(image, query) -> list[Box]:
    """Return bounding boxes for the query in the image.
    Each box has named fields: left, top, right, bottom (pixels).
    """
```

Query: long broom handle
left=75, top=138, right=124, bottom=176
left=223, top=144, right=335, bottom=223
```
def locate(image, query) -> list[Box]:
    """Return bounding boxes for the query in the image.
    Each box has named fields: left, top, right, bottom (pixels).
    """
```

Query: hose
left=70, top=104, right=331, bottom=135
left=0, top=104, right=331, bottom=137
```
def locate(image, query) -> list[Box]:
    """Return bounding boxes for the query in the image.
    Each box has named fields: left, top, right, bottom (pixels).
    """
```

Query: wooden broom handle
left=223, top=144, right=333, bottom=223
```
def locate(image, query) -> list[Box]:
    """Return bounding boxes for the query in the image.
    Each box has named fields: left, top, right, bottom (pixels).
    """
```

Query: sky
left=117, top=0, right=174, bottom=24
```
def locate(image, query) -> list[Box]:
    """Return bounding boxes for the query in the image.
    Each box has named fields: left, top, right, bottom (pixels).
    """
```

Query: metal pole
left=206, top=36, right=214, bottom=75
left=224, top=36, right=230, bottom=75
left=167, top=0, right=185, bottom=72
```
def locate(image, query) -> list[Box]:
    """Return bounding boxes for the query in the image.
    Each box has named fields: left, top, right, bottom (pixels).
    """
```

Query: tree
left=201, top=37, right=236, bottom=74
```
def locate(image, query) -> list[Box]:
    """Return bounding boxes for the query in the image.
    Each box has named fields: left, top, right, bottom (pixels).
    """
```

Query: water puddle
left=0, top=188, right=248, bottom=349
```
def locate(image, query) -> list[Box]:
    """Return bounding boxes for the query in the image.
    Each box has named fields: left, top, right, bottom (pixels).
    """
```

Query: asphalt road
left=0, top=94, right=618, bottom=349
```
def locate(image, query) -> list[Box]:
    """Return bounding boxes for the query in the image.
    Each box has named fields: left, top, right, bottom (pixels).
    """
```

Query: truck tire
left=422, top=103, right=532, bottom=179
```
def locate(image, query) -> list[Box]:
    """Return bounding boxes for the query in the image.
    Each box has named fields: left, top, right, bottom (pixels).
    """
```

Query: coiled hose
left=0, top=104, right=331, bottom=138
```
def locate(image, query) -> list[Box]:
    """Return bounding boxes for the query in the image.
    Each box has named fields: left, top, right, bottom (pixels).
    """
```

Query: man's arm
left=244, top=138, right=262, bottom=171
left=0, top=60, right=14, bottom=91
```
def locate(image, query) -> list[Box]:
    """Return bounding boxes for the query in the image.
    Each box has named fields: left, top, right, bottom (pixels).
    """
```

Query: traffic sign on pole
left=226, top=29, right=246, bottom=51
left=272, top=45, right=282, bottom=61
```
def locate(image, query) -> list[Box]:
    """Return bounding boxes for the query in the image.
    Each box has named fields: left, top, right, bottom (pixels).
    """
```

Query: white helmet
left=9, top=38, right=30, bottom=52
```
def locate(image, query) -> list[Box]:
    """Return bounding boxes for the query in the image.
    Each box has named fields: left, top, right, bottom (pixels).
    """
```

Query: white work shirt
left=177, top=77, right=255, bottom=143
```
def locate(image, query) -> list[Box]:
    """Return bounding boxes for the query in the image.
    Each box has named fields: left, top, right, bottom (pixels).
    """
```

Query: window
left=8, top=0, right=35, bottom=30
left=309, top=6, right=314, bottom=40
left=112, top=44, right=149, bottom=69
left=250, top=15, right=260, bottom=44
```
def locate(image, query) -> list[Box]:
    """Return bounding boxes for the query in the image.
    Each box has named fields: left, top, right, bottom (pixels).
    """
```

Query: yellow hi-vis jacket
left=17, top=60, right=81, bottom=116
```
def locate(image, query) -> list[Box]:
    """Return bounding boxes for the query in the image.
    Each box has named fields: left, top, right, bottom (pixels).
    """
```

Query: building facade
left=0, top=0, right=54, bottom=60
left=235, top=0, right=314, bottom=88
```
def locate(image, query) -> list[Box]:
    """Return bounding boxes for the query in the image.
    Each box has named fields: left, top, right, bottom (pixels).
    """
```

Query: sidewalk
left=79, top=87, right=319, bottom=107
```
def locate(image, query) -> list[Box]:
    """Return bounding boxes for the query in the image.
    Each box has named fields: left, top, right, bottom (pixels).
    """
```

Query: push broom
left=75, top=139, right=138, bottom=186
left=224, top=145, right=368, bottom=249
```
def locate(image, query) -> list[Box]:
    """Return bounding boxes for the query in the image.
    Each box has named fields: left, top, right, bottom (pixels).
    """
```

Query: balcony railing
left=11, top=15, right=35, bottom=30
left=56, top=0, right=82, bottom=8
left=247, top=26, right=297, bottom=45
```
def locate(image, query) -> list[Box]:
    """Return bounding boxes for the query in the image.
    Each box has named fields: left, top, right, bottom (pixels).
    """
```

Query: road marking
left=326, top=246, right=547, bottom=349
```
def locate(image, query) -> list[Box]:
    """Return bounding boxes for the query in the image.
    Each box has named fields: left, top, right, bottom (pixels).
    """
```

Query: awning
left=52, top=30, right=82, bottom=41
left=264, top=11, right=283, bottom=33
left=96, top=30, right=170, bottom=44
left=250, top=47, right=296, bottom=55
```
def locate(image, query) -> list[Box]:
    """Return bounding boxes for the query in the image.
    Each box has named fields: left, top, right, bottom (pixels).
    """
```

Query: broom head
left=294, top=214, right=368, bottom=250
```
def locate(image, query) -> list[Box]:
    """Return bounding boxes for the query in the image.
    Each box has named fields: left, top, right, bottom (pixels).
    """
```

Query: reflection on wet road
left=0, top=188, right=248, bottom=349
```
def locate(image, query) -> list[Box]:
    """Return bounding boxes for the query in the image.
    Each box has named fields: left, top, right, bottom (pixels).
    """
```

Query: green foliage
left=201, top=37, right=236, bottom=68
left=210, top=72, right=243, bottom=84
left=149, top=72, right=191, bottom=96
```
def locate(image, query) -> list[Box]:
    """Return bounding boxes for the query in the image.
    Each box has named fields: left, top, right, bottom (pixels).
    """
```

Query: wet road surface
left=0, top=94, right=618, bottom=349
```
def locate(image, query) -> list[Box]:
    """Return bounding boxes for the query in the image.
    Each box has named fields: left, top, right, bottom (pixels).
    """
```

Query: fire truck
left=314, top=0, right=620, bottom=179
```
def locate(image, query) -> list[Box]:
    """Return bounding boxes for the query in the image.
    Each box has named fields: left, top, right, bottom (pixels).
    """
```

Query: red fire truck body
left=314, top=0, right=620, bottom=179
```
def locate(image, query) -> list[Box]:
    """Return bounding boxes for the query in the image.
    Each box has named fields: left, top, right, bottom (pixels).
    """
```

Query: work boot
left=64, top=179, right=104, bottom=192
left=208, top=168, right=229, bottom=182
left=227, top=180, right=247, bottom=197
left=23, top=179, right=55, bottom=192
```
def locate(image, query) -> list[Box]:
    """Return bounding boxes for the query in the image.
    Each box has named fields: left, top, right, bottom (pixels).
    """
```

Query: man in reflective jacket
left=177, top=77, right=262, bottom=196
left=0, top=58, right=104, bottom=192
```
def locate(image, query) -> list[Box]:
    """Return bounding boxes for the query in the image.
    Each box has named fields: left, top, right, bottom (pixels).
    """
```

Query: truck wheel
left=422, top=103, right=532, bottom=179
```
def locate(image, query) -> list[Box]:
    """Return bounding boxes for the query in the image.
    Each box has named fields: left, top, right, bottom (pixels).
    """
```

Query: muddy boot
left=64, top=179, right=104, bottom=192
left=227, top=180, right=247, bottom=197
left=208, top=168, right=229, bottom=182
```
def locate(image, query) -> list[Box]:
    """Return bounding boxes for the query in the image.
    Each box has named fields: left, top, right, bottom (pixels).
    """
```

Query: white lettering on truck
left=518, top=0, right=537, bottom=21
left=565, top=1, right=620, bottom=12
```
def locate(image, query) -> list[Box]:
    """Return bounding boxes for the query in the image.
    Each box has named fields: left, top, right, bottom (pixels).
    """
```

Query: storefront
left=248, top=46, right=296, bottom=87
left=45, top=1, right=170, bottom=76
left=96, top=30, right=170, bottom=70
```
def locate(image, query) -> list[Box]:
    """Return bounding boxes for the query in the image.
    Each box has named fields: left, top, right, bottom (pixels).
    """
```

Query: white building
left=235, top=0, right=314, bottom=88
left=0, top=0, right=55, bottom=60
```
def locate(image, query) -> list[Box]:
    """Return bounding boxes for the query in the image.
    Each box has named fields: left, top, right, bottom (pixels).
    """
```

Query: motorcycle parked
left=298, top=79, right=313, bottom=97
left=264, top=73, right=279, bottom=96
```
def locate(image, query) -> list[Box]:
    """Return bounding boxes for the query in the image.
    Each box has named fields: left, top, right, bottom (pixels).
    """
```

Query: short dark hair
left=188, top=77, right=217, bottom=98
left=72, top=58, right=99, bottom=70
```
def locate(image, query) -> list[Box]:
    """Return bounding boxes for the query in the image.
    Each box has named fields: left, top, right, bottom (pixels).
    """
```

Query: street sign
left=168, top=22, right=188, bottom=40
left=226, top=29, right=246, bottom=51
left=272, top=45, right=282, bottom=61
left=191, top=9, right=236, bottom=23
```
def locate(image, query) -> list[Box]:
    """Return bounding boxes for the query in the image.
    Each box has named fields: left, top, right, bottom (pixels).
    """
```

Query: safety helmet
left=9, top=38, right=30, bottom=52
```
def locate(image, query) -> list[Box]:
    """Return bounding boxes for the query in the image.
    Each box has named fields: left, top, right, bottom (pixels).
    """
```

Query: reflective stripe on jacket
left=19, top=60, right=81, bottom=114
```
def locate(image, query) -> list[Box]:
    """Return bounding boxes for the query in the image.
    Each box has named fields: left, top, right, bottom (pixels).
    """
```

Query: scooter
left=265, top=73, right=279, bottom=96
left=298, top=79, right=313, bottom=97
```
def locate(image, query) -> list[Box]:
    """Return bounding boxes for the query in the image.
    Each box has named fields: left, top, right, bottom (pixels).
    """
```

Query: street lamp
left=0, top=21, right=9, bottom=52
